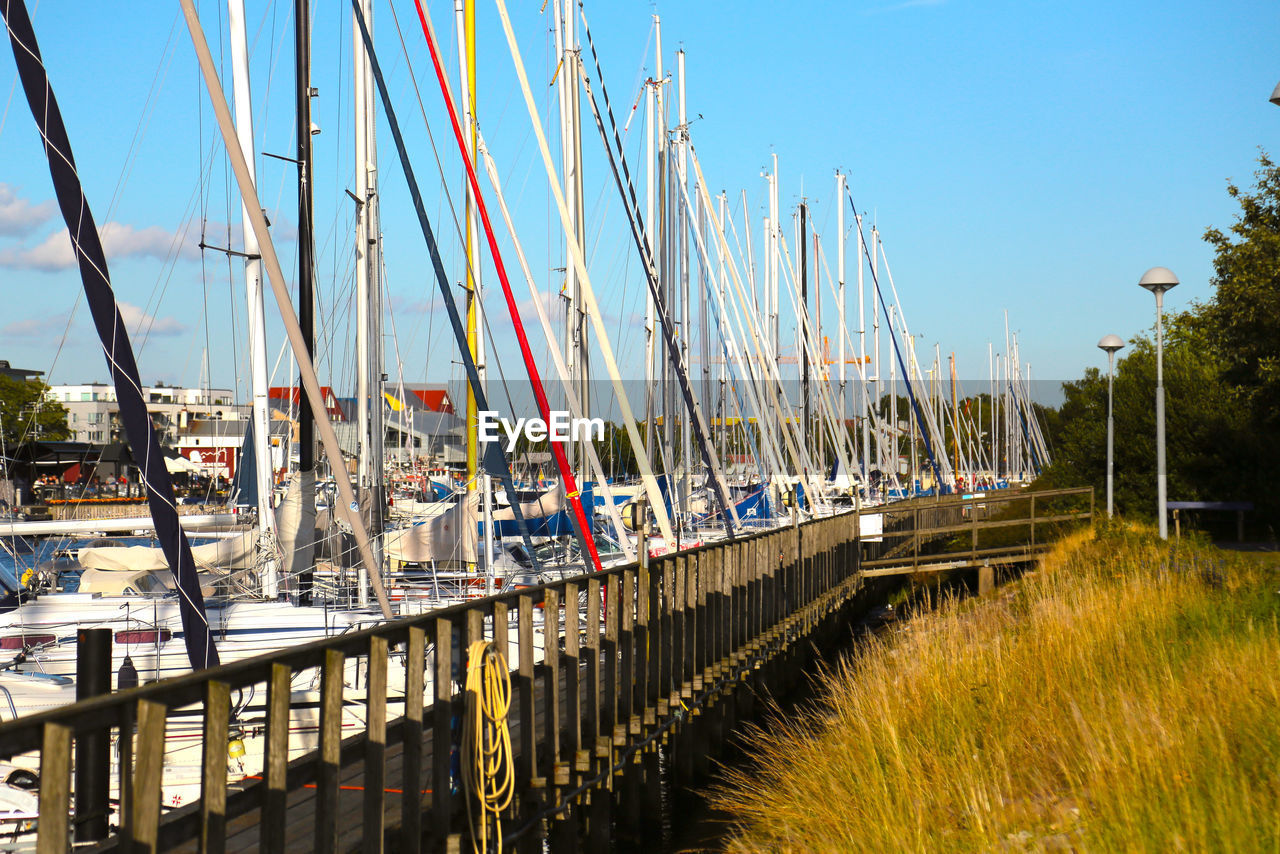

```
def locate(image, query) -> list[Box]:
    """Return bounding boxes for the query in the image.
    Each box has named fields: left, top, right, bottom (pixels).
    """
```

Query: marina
left=1, top=0, right=1238, bottom=849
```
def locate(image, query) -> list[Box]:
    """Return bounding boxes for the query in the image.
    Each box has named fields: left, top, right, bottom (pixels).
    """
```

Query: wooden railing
left=0, top=510, right=866, bottom=853
left=859, top=486, right=1094, bottom=576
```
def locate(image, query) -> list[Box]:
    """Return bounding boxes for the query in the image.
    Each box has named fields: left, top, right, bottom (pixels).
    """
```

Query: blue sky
left=1, top=0, right=1276, bottom=412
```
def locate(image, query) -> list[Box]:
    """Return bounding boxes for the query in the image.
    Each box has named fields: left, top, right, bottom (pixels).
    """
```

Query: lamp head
left=1097, top=334, right=1124, bottom=355
left=1270, top=80, right=1280, bottom=106
left=1139, top=266, right=1179, bottom=296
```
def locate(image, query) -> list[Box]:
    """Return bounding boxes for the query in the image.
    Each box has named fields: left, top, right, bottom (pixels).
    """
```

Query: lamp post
left=1097, top=334, right=1124, bottom=518
left=1139, top=267, right=1178, bottom=539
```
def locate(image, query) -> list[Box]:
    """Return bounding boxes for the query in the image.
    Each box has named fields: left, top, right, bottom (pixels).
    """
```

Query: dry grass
left=710, top=525, right=1280, bottom=852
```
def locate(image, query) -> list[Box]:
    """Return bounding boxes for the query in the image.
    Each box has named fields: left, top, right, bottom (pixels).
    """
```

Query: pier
left=0, top=487, right=1091, bottom=852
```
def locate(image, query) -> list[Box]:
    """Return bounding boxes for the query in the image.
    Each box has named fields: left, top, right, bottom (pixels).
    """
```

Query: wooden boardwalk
left=0, top=487, right=1092, bottom=853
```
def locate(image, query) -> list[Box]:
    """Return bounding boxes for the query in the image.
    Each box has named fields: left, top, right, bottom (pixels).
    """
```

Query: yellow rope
left=462, top=640, right=513, bottom=853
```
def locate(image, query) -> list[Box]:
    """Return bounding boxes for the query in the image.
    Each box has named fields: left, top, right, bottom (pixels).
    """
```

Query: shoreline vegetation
left=710, top=526, right=1280, bottom=852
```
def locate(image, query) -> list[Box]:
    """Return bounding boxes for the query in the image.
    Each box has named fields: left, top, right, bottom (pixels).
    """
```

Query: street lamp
left=1097, top=334, right=1124, bottom=518
left=1269, top=80, right=1280, bottom=106
left=1139, top=266, right=1178, bottom=539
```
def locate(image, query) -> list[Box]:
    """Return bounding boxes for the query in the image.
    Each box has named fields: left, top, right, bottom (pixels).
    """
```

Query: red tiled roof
left=267, top=386, right=345, bottom=418
left=406, top=388, right=454, bottom=414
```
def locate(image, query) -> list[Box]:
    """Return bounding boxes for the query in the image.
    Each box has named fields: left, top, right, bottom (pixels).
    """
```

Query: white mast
left=354, top=0, right=373, bottom=605
left=857, top=210, right=869, bottom=491
left=988, top=340, right=995, bottom=484
left=643, top=53, right=656, bottom=449
left=718, top=192, right=728, bottom=462
left=227, top=0, right=278, bottom=596
left=677, top=49, right=692, bottom=522
left=769, top=153, right=779, bottom=363
left=836, top=171, right=846, bottom=443
left=871, top=224, right=881, bottom=485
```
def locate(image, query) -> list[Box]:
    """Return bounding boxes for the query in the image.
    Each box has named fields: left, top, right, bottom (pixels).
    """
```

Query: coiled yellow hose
left=462, top=640, right=513, bottom=853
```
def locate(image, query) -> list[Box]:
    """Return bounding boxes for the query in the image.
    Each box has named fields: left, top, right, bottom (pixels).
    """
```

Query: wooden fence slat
left=619, top=568, right=635, bottom=727
left=562, top=581, right=581, bottom=762
left=516, top=596, right=537, bottom=784
left=432, top=616, right=454, bottom=842
left=131, top=699, right=168, bottom=854
left=261, top=662, right=291, bottom=852
left=315, top=649, right=345, bottom=854
left=363, top=635, right=388, bottom=853
left=542, top=588, right=562, bottom=782
left=401, top=625, right=426, bottom=854
left=200, top=680, right=230, bottom=854
left=36, top=722, right=71, bottom=854
left=672, top=556, right=687, bottom=701
left=604, top=572, right=620, bottom=738
left=586, top=577, right=602, bottom=753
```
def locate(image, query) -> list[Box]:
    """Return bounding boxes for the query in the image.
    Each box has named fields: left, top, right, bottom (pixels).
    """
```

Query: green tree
left=0, top=376, right=70, bottom=447
left=1201, top=151, right=1280, bottom=429
left=1041, top=312, right=1254, bottom=520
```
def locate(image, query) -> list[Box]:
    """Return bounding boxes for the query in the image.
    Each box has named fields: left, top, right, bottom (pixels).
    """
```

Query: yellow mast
left=463, top=0, right=479, bottom=512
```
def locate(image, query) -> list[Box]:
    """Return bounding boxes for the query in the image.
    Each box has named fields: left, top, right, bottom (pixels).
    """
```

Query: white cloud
left=118, top=302, right=187, bottom=338
left=0, top=184, right=56, bottom=236
left=0, top=313, right=72, bottom=338
left=0, top=221, right=200, bottom=271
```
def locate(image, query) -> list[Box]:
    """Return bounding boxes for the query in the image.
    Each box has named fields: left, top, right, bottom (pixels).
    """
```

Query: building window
left=81, top=392, right=91, bottom=401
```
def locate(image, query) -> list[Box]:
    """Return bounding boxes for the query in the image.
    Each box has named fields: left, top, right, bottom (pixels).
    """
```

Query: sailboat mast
left=353, top=0, right=384, bottom=604
left=800, top=201, right=810, bottom=463
left=769, top=154, right=779, bottom=364
left=836, top=171, right=846, bottom=457
left=570, top=6, right=589, bottom=482
left=353, top=0, right=371, bottom=603
left=949, top=352, right=959, bottom=489
left=455, top=0, right=492, bottom=577
left=857, top=209, right=868, bottom=491
left=227, top=0, right=279, bottom=597
left=643, top=45, right=656, bottom=461
left=293, top=0, right=317, bottom=600
left=676, top=48, right=691, bottom=523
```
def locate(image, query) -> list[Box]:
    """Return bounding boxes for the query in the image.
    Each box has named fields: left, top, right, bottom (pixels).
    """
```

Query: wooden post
left=316, top=649, right=345, bottom=853
left=73, top=628, right=110, bottom=843
left=261, top=663, right=291, bottom=852
left=978, top=564, right=995, bottom=595
left=132, top=699, right=168, bottom=854
left=432, top=616, right=454, bottom=844
left=200, top=680, right=231, bottom=854
left=1030, top=494, right=1037, bottom=549
left=363, top=635, right=388, bottom=853
left=36, top=722, right=71, bottom=854
left=401, top=625, right=426, bottom=854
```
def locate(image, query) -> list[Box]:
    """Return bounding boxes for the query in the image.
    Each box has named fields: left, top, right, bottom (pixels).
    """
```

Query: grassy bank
left=711, top=527, right=1280, bottom=852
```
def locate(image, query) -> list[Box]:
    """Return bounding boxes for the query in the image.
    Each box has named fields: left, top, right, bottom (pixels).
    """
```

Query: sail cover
left=1, top=0, right=220, bottom=669
left=384, top=495, right=479, bottom=564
